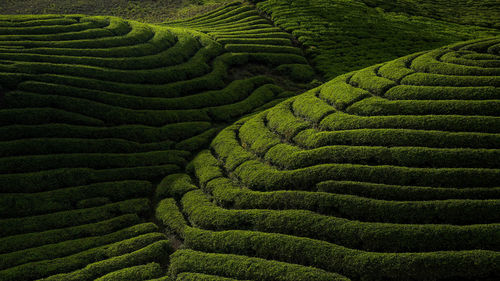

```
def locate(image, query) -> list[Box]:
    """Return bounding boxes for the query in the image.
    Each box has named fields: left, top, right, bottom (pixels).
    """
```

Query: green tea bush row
left=168, top=249, right=348, bottom=281
left=320, top=111, right=500, bottom=133
left=0, top=181, right=152, bottom=218
left=257, top=0, right=499, bottom=79
left=318, top=74, right=370, bottom=110
left=0, top=165, right=180, bottom=193
left=214, top=32, right=292, bottom=40
left=0, top=122, right=211, bottom=143
left=0, top=198, right=150, bottom=237
left=265, top=142, right=500, bottom=169
left=294, top=127, right=500, bottom=150
left=0, top=223, right=158, bottom=270
left=0, top=137, right=175, bottom=157
left=174, top=5, right=253, bottom=26
left=0, top=18, right=111, bottom=41
left=0, top=18, right=150, bottom=49
left=16, top=75, right=271, bottom=110
left=0, top=150, right=188, bottom=173
left=2, top=46, right=214, bottom=85
left=401, top=72, right=500, bottom=87
left=386, top=84, right=500, bottom=100
left=411, top=49, right=500, bottom=76
left=225, top=44, right=302, bottom=55
left=0, top=29, right=188, bottom=70
left=95, top=262, right=163, bottom=281
left=175, top=272, right=245, bottom=281
left=193, top=152, right=498, bottom=224
left=316, top=180, right=500, bottom=201
left=0, top=17, right=77, bottom=28
left=204, top=175, right=500, bottom=225
left=182, top=189, right=499, bottom=252
left=0, top=20, right=105, bottom=36
left=217, top=37, right=291, bottom=46
left=4, top=92, right=209, bottom=125
left=156, top=173, right=198, bottom=200
left=347, top=96, right=500, bottom=116
left=0, top=214, right=141, bottom=254
left=156, top=198, right=188, bottom=238
left=0, top=27, right=172, bottom=58
left=184, top=227, right=500, bottom=281
left=0, top=108, right=104, bottom=126
left=233, top=157, right=500, bottom=189
left=359, top=0, right=500, bottom=28
left=0, top=233, right=168, bottom=280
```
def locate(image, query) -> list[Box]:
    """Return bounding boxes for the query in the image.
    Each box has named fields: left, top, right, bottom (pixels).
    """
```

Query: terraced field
left=0, top=10, right=311, bottom=280
left=164, top=37, right=500, bottom=280
left=361, top=0, right=500, bottom=28
left=165, top=2, right=316, bottom=84
left=257, top=0, right=500, bottom=79
left=1, top=1, right=499, bottom=281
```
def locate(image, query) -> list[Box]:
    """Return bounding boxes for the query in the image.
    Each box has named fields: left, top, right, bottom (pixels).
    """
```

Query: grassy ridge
left=0, top=9, right=312, bottom=280
left=1, top=1, right=499, bottom=280
left=256, top=0, right=499, bottom=79
left=162, top=37, right=500, bottom=280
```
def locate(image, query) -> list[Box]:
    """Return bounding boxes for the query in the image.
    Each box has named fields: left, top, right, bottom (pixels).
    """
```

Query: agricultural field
left=0, top=0, right=234, bottom=23
left=257, top=0, right=499, bottom=79
left=0, top=0, right=499, bottom=280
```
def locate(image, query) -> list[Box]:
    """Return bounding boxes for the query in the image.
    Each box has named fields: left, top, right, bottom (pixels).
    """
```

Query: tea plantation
left=0, top=0, right=499, bottom=280
left=257, top=0, right=499, bottom=79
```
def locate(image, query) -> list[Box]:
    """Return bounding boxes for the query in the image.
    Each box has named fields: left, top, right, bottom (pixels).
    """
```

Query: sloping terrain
left=0, top=1, right=499, bottom=281
left=0, top=11, right=311, bottom=280
left=0, top=0, right=234, bottom=23
left=163, top=37, right=500, bottom=280
left=257, top=0, right=499, bottom=79
left=360, top=0, right=500, bottom=28
left=165, top=2, right=317, bottom=84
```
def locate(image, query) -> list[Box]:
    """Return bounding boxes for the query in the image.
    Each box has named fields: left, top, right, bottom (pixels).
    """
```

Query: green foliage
left=274, top=64, right=315, bottom=83
left=0, top=181, right=153, bottom=218
left=360, top=0, right=500, bottom=28
left=185, top=227, right=499, bottom=281
left=95, top=262, right=163, bottom=281
left=169, top=249, right=348, bottom=281
left=156, top=198, right=188, bottom=237
left=0, top=199, right=151, bottom=237
left=0, top=214, right=141, bottom=254
left=0, top=8, right=312, bottom=280
left=1, top=3, right=499, bottom=281
left=0, top=223, right=159, bottom=270
left=171, top=37, right=500, bottom=280
left=181, top=189, right=500, bottom=252
left=0, top=234, right=169, bottom=280
left=257, top=0, right=499, bottom=79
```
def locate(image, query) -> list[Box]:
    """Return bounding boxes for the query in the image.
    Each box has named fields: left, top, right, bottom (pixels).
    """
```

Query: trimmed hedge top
left=167, top=37, right=500, bottom=281
left=0, top=9, right=311, bottom=281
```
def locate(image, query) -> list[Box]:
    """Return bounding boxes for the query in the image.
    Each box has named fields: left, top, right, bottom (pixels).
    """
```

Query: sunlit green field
left=0, top=1, right=498, bottom=280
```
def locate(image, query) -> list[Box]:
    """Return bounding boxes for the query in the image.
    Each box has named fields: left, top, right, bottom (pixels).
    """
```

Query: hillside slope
left=164, top=37, right=500, bottom=281
left=0, top=12, right=312, bottom=280
left=0, top=1, right=499, bottom=280
left=361, top=0, right=500, bottom=28
left=0, top=0, right=234, bottom=23
left=257, top=0, right=499, bottom=79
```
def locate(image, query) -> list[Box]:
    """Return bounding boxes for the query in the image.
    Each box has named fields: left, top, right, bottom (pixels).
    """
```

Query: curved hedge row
left=165, top=2, right=315, bottom=84
left=0, top=8, right=312, bottom=280
left=162, top=37, right=500, bottom=280
left=256, top=0, right=499, bottom=79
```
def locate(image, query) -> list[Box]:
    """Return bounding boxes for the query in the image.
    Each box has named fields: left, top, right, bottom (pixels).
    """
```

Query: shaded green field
left=162, top=37, right=500, bottom=281
left=0, top=8, right=312, bottom=280
left=257, top=0, right=499, bottom=79
left=0, top=1, right=499, bottom=280
left=0, top=0, right=234, bottom=23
